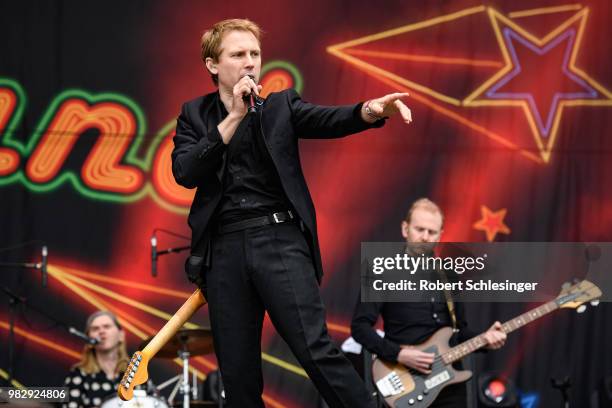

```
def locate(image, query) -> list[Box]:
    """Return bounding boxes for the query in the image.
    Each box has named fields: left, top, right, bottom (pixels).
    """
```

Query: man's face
left=402, top=207, right=443, bottom=249
left=207, top=30, right=261, bottom=90
left=87, top=315, right=124, bottom=352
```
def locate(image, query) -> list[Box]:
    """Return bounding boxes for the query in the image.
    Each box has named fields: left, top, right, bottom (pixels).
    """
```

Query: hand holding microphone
left=232, top=74, right=262, bottom=116
left=243, top=73, right=262, bottom=113
left=219, top=74, right=263, bottom=145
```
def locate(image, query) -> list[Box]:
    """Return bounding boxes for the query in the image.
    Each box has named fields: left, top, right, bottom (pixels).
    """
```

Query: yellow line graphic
left=345, top=49, right=503, bottom=68
left=509, top=4, right=582, bottom=18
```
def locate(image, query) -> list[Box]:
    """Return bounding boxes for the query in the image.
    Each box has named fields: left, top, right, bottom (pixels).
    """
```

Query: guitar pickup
left=424, top=370, right=450, bottom=390
left=376, top=371, right=405, bottom=397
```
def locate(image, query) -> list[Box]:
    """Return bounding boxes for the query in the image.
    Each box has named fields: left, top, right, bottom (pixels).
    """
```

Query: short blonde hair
left=200, top=18, right=262, bottom=85
left=405, top=198, right=444, bottom=228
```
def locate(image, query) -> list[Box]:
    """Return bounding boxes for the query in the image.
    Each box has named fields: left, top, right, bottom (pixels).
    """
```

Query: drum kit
left=103, top=328, right=221, bottom=408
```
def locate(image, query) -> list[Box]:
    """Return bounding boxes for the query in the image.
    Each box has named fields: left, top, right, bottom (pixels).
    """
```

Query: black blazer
left=172, top=89, right=383, bottom=282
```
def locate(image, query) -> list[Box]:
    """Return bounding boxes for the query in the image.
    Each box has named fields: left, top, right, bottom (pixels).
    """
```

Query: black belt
left=216, top=210, right=295, bottom=235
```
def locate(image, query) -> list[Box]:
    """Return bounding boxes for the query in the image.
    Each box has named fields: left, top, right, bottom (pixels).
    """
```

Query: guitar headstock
left=556, top=280, right=602, bottom=310
left=117, top=351, right=150, bottom=401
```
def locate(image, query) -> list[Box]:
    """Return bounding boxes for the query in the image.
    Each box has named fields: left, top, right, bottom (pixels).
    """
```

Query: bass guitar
left=372, top=280, right=601, bottom=407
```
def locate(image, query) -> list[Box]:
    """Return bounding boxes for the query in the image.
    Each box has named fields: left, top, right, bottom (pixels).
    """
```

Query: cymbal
left=140, top=328, right=215, bottom=358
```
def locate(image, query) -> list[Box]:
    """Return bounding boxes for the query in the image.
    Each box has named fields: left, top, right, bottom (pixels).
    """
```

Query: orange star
left=473, top=206, right=511, bottom=242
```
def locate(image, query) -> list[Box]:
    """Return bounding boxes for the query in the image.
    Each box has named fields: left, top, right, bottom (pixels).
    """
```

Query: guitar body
left=372, top=327, right=472, bottom=408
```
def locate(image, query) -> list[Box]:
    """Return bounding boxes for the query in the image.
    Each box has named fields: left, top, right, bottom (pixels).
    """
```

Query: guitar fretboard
left=441, top=300, right=559, bottom=364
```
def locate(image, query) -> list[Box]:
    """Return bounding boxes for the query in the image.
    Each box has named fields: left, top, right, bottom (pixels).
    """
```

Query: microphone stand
left=158, top=246, right=191, bottom=257
left=0, top=284, right=100, bottom=385
left=0, top=248, right=46, bottom=287
left=149, top=231, right=198, bottom=406
left=0, top=286, right=25, bottom=385
left=151, top=229, right=191, bottom=277
left=153, top=245, right=190, bottom=278
left=0, top=251, right=45, bottom=385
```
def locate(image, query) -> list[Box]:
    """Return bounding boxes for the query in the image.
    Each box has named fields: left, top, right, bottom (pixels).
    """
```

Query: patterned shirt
left=62, top=367, right=119, bottom=408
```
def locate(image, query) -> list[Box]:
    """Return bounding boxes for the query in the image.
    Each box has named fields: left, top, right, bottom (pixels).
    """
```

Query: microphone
left=68, top=327, right=99, bottom=345
left=151, top=234, right=158, bottom=277
left=41, top=246, right=48, bottom=288
left=244, top=73, right=257, bottom=114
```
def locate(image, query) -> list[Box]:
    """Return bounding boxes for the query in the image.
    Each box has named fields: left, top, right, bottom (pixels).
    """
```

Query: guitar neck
left=441, top=300, right=559, bottom=365
left=142, top=289, right=207, bottom=357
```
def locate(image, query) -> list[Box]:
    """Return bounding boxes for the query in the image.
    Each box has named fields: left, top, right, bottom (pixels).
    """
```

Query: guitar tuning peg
left=590, top=300, right=600, bottom=307
left=562, top=282, right=571, bottom=290
left=576, top=305, right=587, bottom=314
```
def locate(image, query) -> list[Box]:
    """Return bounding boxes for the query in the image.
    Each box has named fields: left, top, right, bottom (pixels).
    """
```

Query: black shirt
left=215, top=97, right=292, bottom=224
left=351, top=294, right=477, bottom=362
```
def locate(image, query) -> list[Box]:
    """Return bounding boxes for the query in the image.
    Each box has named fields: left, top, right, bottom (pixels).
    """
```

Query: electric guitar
left=117, top=289, right=207, bottom=401
left=372, top=280, right=602, bottom=408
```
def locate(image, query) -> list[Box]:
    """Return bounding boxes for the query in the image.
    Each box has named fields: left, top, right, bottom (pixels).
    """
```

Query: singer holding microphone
left=62, top=311, right=129, bottom=408
left=172, top=18, right=413, bottom=408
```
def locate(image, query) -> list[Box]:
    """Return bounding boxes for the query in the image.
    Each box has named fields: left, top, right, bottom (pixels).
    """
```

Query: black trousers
left=204, top=222, right=376, bottom=408
left=430, top=383, right=467, bottom=408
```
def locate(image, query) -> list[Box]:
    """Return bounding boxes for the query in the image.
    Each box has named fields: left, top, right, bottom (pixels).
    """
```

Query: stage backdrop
left=1, top=1, right=612, bottom=407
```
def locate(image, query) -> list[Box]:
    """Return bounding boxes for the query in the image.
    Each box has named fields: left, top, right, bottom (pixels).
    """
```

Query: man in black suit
left=172, top=18, right=412, bottom=408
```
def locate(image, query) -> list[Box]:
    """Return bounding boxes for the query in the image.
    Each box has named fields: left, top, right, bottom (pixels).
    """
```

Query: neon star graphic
left=485, top=28, right=597, bottom=138
left=473, top=205, right=511, bottom=242
left=465, top=7, right=612, bottom=162
left=328, top=4, right=612, bottom=163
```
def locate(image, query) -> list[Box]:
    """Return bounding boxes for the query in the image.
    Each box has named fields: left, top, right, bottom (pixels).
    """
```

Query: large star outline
left=485, top=27, right=598, bottom=139
left=465, top=7, right=612, bottom=162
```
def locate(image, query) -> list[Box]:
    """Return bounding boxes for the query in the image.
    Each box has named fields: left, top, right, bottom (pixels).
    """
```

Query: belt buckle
left=272, top=211, right=293, bottom=224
